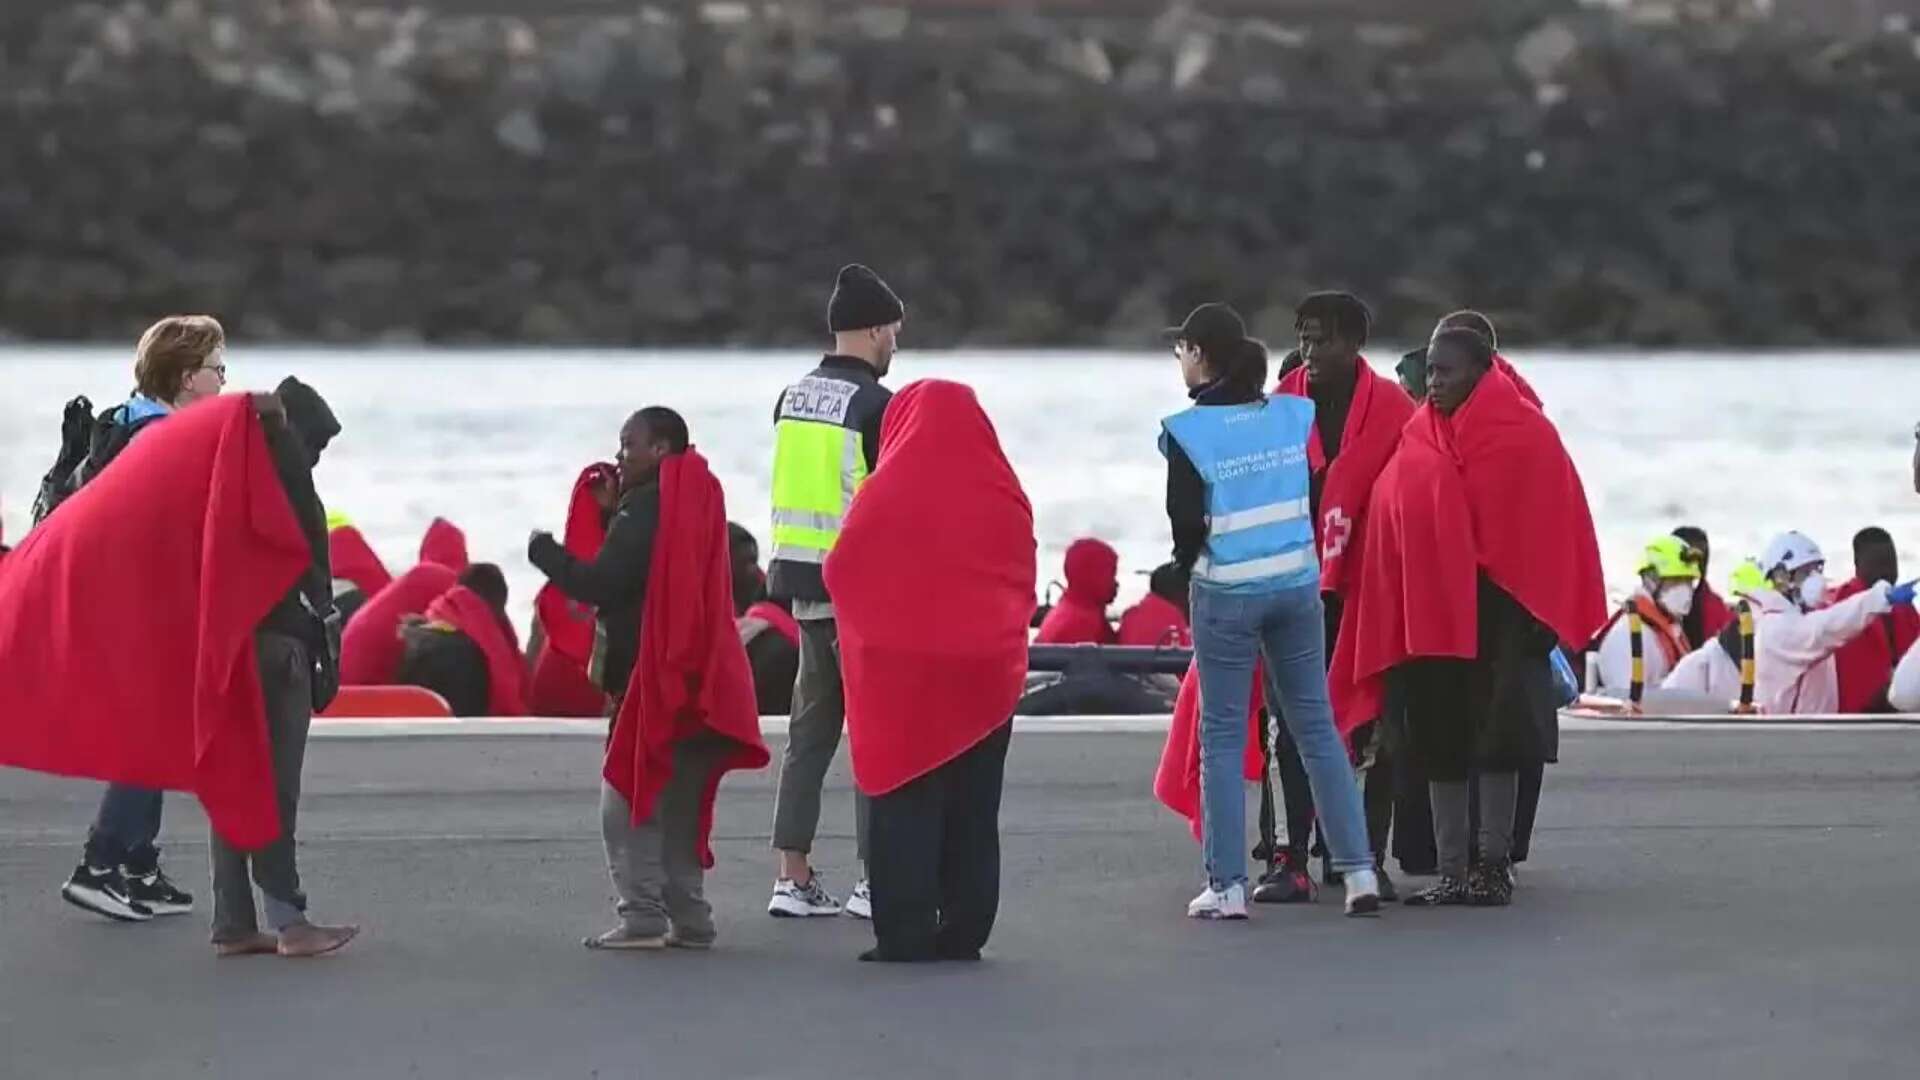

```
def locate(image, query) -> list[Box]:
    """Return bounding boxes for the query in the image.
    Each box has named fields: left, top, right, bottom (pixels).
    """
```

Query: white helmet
left=1759, top=531, right=1825, bottom=578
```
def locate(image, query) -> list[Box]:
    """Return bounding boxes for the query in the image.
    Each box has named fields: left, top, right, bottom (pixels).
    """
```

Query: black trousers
left=867, top=723, right=1012, bottom=961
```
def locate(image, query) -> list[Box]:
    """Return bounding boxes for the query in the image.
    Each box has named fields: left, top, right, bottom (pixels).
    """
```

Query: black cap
left=827, top=264, right=905, bottom=333
left=1164, top=302, right=1247, bottom=352
left=276, top=375, right=340, bottom=454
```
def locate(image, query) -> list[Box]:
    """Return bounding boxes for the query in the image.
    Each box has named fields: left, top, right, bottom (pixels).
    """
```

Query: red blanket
left=1347, top=366, right=1606, bottom=716
left=1494, top=353, right=1541, bottom=408
left=1117, top=593, right=1191, bottom=648
left=826, top=380, right=1037, bottom=796
left=607, top=450, right=769, bottom=864
left=1152, top=659, right=1264, bottom=841
left=0, top=396, right=310, bottom=849
left=1275, top=356, right=1416, bottom=598
left=1832, top=577, right=1920, bottom=712
left=328, top=524, right=392, bottom=596
left=535, top=463, right=617, bottom=669
left=419, top=517, right=469, bottom=571
left=1037, top=539, right=1118, bottom=645
left=425, top=585, right=528, bottom=716
left=744, top=600, right=801, bottom=647
left=339, top=563, right=460, bottom=685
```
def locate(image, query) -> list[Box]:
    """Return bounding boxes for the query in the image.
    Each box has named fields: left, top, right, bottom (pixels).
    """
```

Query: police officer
left=765, top=265, right=903, bottom=921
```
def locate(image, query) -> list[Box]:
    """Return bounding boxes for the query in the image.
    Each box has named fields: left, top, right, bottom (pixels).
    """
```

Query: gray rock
left=495, top=108, right=545, bottom=157
left=852, top=7, right=911, bottom=41
left=1515, top=21, right=1580, bottom=83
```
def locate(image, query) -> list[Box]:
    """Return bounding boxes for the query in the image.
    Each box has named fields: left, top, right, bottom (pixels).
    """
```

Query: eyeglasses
left=196, top=363, right=227, bottom=379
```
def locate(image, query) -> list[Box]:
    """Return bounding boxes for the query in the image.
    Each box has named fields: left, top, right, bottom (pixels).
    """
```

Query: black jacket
left=530, top=478, right=661, bottom=695
left=396, top=623, right=491, bottom=717
left=257, top=400, right=336, bottom=651
left=766, top=355, right=892, bottom=604
left=1164, top=379, right=1261, bottom=575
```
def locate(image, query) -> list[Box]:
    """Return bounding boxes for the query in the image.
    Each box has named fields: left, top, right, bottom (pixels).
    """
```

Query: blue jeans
left=1191, top=581, right=1371, bottom=889
left=84, top=785, right=164, bottom=872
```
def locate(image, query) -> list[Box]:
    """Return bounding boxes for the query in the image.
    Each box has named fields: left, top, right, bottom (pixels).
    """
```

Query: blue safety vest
left=1161, top=396, right=1318, bottom=593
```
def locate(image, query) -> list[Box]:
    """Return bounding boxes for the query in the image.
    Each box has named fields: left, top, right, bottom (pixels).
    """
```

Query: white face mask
left=1657, top=583, right=1695, bottom=619
left=1797, top=572, right=1828, bottom=610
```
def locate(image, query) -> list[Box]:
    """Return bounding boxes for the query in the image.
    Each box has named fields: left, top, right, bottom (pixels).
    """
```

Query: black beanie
left=826, top=264, right=905, bottom=333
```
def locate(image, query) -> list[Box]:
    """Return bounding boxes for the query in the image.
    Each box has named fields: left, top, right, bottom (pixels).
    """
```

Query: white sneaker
left=844, top=879, right=873, bottom=921
left=768, top=875, right=842, bottom=918
left=1186, top=882, right=1248, bottom=920
left=1343, top=868, right=1381, bottom=917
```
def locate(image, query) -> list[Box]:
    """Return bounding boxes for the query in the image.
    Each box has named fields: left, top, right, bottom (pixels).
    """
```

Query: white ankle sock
left=1344, top=868, right=1379, bottom=899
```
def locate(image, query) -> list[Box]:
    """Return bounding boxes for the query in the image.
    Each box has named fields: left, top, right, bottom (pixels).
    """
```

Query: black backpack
left=30, top=395, right=98, bottom=527
left=30, top=396, right=164, bottom=528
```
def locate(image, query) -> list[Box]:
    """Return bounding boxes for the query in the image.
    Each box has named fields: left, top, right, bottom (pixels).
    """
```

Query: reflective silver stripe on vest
left=771, top=508, right=842, bottom=533
left=770, top=544, right=828, bottom=565
left=1209, top=497, right=1310, bottom=536
left=1194, top=547, right=1311, bottom=584
left=843, top=429, right=863, bottom=504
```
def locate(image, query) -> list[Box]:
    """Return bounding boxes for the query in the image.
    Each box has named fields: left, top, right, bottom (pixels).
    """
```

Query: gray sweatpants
left=769, top=618, right=870, bottom=863
left=601, top=733, right=732, bottom=942
left=209, top=632, right=312, bottom=942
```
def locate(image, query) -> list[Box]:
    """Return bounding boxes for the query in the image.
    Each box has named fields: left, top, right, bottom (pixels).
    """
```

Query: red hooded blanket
left=1494, top=353, right=1541, bottom=408
left=1275, top=357, right=1416, bottom=600
left=419, top=517, right=469, bottom=571
left=1346, top=367, right=1606, bottom=718
left=744, top=599, right=801, bottom=647
left=0, top=396, right=310, bottom=849
left=1035, top=538, right=1119, bottom=645
left=425, top=585, right=528, bottom=716
left=606, top=450, right=769, bottom=864
left=340, top=563, right=460, bottom=685
left=328, top=524, right=392, bottom=596
left=529, top=463, right=617, bottom=716
left=1832, top=577, right=1920, bottom=713
left=1153, top=660, right=1264, bottom=841
left=825, top=380, right=1037, bottom=796
left=1118, top=593, right=1191, bottom=648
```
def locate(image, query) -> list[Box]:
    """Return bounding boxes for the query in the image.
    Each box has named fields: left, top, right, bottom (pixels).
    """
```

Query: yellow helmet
left=1728, top=558, right=1768, bottom=598
left=1638, top=535, right=1703, bottom=581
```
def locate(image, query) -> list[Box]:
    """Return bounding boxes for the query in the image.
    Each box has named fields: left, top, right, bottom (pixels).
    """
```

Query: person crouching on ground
left=825, top=380, right=1036, bottom=962
left=1160, top=302, right=1380, bottom=920
left=530, top=408, right=769, bottom=951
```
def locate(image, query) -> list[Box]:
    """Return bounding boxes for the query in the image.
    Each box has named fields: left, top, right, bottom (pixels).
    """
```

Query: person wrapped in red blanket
left=1034, top=538, right=1120, bottom=645
left=529, top=408, right=768, bottom=951
left=1832, top=528, right=1920, bottom=713
left=339, top=562, right=460, bottom=685
left=1349, top=328, right=1605, bottom=907
left=393, top=564, right=528, bottom=717
left=327, top=520, right=392, bottom=605
left=527, top=463, right=618, bottom=717
left=0, top=388, right=360, bottom=956
left=826, top=380, right=1036, bottom=962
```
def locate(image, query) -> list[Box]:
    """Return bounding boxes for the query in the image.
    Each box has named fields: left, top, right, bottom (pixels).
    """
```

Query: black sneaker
left=1468, top=861, right=1514, bottom=907
left=124, top=866, right=195, bottom=916
left=1251, top=851, right=1317, bottom=904
left=60, top=864, right=152, bottom=922
left=1402, top=875, right=1472, bottom=908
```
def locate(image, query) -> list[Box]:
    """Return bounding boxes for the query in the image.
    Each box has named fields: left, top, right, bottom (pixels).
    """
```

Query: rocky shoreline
left=3, top=1, right=1917, bottom=346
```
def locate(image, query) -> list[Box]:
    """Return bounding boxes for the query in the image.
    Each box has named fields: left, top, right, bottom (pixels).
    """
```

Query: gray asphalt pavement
left=3, top=729, right=1917, bottom=1079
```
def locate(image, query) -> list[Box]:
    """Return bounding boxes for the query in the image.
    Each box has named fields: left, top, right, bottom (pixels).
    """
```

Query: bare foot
left=277, top=923, right=360, bottom=958
left=214, top=932, right=279, bottom=958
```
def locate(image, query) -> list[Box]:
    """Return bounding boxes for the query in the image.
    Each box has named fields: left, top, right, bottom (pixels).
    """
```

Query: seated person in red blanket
left=396, top=564, right=525, bottom=717
left=1034, top=538, right=1120, bottom=645
left=1118, top=562, right=1193, bottom=648
left=730, top=523, right=799, bottom=715
left=529, top=408, right=769, bottom=950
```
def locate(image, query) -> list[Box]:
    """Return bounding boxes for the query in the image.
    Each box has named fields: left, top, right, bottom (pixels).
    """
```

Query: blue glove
left=1548, top=648, right=1580, bottom=707
left=1889, top=580, right=1918, bottom=606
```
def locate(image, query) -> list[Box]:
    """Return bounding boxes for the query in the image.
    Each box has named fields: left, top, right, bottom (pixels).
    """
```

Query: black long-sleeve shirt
left=1165, top=379, right=1261, bottom=574
left=529, top=479, right=661, bottom=694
